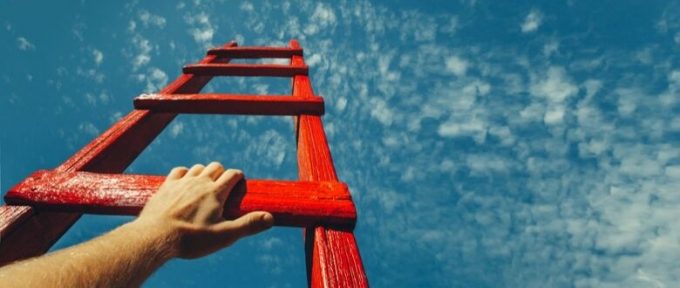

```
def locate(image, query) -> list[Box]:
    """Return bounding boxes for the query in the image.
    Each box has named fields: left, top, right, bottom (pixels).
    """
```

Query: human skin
left=0, top=162, right=274, bottom=287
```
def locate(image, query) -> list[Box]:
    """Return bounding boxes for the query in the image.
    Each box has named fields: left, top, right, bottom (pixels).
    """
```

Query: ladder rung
left=183, top=64, right=308, bottom=77
left=207, top=47, right=303, bottom=58
left=134, top=93, right=325, bottom=115
left=5, top=170, right=356, bottom=228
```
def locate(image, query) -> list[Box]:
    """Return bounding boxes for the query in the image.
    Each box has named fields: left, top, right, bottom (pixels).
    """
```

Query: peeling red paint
left=6, top=170, right=356, bottom=228
left=289, top=40, right=370, bottom=287
left=183, top=63, right=308, bottom=77
left=134, top=93, right=325, bottom=115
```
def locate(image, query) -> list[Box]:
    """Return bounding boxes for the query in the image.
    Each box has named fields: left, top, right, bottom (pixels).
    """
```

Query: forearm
left=0, top=219, right=176, bottom=287
left=0, top=163, right=273, bottom=287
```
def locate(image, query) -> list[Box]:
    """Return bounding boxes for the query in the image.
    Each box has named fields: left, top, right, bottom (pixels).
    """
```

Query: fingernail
left=261, top=213, right=274, bottom=228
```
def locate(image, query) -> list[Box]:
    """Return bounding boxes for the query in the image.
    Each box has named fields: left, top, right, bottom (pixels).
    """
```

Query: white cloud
left=530, top=66, right=578, bottom=103
left=306, top=54, right=322, bottom=66
left=311, top=3, right=337, bottom=26
left=170, top=121, right=184, bottom=138
left=136, top=67, right=168, bottom=92
left=138, top=10, right=166, bottom=28
left=92, top=49, right=104, bottom=66
left=78, top=122, right=99, bottom=137
left=305, top=3, right=337, bottom=35
left=616, top=88, right=639, bottom=117
left=666, top=165, right=680, bottom=178
left=16, top=37, right=35, bottom=50
left=466, top=154, right=512, bottom=174
left=521, top=10, right=542, bottom=33
left=76, top=67, right=105, bottom=83
left=336, top=97, right=348, bottom=112
left=438, top=116, right=487, bottom=142
left=445, top=55, right=469, bottom=77
left=127, top=20, right=137, bottom=32
left=369, top=98, right=394, bottom=126
left=544, top=105, right=565, bottom=125
left=185, top=12, right=215, bottom=47
left=240, top=2, right=254, bottom=12
left=543, top=40, right=559, bottom=57
left=250, top=129, right=288, bottom=168
left=131, top=35, right=152, bottom=70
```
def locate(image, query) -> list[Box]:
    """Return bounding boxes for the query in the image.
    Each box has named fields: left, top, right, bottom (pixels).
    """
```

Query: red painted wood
left=0, top=205, right=33, bottom=238
left=289, top=40, right=369, bottom=287
left=207, top=46, right=303, bottom=58
left=2, top=40, right=369, bottom=286
left=134, top=93, right=325, bottom=115
left=0, top=209, right=83, bottom=266
left=183, top=63, right=308, bottom=77
left=5, top=170, right=356, bottom=228
left=0, top=41, right=238, bottom=266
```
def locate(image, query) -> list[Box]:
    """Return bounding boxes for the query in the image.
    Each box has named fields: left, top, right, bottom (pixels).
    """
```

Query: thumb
left=211, top=212, right=274, bottom=244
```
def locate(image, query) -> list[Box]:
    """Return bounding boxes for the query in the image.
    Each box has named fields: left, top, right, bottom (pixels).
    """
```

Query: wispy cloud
left=138, top=10, right=166, bottom=28
left=184, top=12, right=215, bottom=47
left=521, top=9, right=542, bottom=33
left=130, top=35, right=152, bottom=70
left=92, top=49, right=104, bottom=66
left=445, top=55, right=469, bottom=77
left=16, top=37, right=35, bottom=51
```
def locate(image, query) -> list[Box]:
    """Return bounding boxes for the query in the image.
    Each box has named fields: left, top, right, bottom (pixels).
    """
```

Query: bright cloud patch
left=521, top=9, right=542, bottom=33
left=139, top=10, right=166, bottom=28
left=16, top=37, right=35, bottom=50
left=185, top=12, right=215, bottom=47
left=92, top=49, right=103, bottom=66
left=445, top=55, right=469, bottom=77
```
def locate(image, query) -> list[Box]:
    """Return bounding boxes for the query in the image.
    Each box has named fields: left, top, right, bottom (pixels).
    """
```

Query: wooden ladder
left=0, top=39, right=369, bottom=287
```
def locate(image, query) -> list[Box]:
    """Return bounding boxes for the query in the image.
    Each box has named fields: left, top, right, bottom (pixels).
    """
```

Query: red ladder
left=0, top=39, right=369, bottom=287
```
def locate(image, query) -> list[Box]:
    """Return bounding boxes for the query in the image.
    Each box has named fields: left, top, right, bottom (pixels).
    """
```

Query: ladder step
left=207, top=46, right=303, bottom=58
left=183, top=64, right=308, bottom=77
left=5, top=170, right=356, bottom=228
left=134, top=93, right=324, bottom=115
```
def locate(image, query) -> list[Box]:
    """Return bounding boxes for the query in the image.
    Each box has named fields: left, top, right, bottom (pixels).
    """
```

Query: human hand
left=134, top=162, right=274, bottom=259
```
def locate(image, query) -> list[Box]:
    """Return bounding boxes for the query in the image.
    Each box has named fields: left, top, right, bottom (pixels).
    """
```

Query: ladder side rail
left=0, top=41, right=237, bottom=266
left=289, top=40, right=369, bottom=288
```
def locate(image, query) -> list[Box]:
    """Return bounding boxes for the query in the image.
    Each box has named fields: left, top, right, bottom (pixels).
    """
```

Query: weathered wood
left=134, top=93, right=325, bottom=115
left=0, top=208, right=81, bottom=266
left=0, top=41, right=238, bottom=266
left=207, top=46, right=303, bottom=58
left=289, top=40, right=369, bottom=287
left=5, top=170, right=356, bottom=228
left=183, top=63, right=308, bottom=77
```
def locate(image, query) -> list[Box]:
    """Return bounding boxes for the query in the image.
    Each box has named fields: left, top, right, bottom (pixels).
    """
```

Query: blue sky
left=2, top=0, right=680, bottom=287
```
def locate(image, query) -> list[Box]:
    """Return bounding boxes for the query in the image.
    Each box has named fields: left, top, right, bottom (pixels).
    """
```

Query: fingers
left=166, top=166, right=188, bottom=180
left=215, top=169, right=243, bottom=200
left=201, top=162, right=225, bottom=180
left=211, top=212, right=274, bottom=245
left=186, top=164, right=205, bottom=177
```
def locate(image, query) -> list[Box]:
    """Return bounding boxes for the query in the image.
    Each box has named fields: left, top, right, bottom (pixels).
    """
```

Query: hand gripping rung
left=134, top=93, right=325, bottom=115
left=183, top=64, right=308, bottom=77
left=207, top=46, right=303, bottom=58
left=5, top=170, right=356, bottom=228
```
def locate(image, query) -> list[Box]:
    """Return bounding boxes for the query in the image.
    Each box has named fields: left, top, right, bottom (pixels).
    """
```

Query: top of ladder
left=207, top=46, right=303, bottom=58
